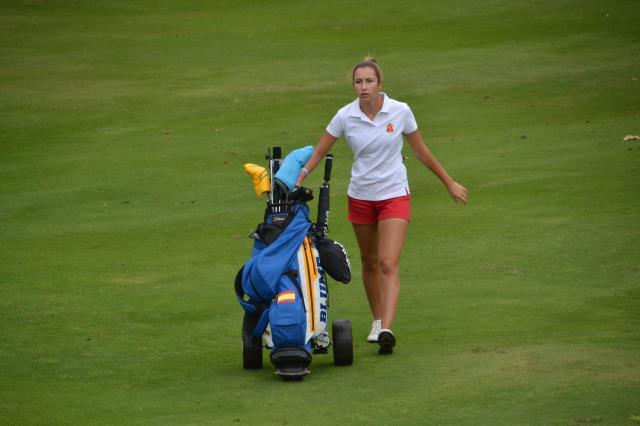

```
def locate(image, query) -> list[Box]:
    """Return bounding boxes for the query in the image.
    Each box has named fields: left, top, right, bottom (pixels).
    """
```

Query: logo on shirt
left=386, top=123, right=394, bottom=133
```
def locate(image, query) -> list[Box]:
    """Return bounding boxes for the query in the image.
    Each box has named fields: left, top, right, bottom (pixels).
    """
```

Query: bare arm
left=295, top=132, right=338, bottom=187
left=405, top=130, right=468, bottom=204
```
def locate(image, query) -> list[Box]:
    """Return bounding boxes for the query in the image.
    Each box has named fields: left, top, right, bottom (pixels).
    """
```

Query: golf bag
left=235, top=147, right=352, bottom=380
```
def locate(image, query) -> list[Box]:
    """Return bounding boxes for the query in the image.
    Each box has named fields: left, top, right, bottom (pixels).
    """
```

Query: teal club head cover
left=274, top=146, right=314, bottom=193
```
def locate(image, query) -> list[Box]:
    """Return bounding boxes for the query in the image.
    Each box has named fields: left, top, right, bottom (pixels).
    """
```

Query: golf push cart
left=234, top=146, right=353, bottom=381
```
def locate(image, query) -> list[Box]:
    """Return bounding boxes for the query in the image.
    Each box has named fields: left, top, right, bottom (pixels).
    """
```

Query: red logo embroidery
left=386, top=123, right=394, bottom=133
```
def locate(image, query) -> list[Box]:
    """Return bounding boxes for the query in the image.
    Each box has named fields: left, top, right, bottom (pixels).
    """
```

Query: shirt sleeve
left=403, top=104, right=418, bottom=134
left=326, top=109, right=344, bottom=138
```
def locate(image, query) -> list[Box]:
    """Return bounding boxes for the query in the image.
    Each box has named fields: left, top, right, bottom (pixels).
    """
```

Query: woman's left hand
left=448, top=181, right=468, bottom=204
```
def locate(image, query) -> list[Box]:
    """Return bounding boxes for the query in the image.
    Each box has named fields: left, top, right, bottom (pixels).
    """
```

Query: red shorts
left=348, top=195, right=411, bottom=224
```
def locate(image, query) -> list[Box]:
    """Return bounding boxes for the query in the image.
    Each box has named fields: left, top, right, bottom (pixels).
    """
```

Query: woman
left=295, top=58, right=467, bottom=355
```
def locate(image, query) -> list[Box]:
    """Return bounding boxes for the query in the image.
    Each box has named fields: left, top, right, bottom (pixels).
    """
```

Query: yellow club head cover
left=243, top=163, right=271, bottom=198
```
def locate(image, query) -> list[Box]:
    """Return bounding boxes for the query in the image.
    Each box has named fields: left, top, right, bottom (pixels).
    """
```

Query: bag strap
left=251, top=307, right=270, bottom=338
left=234, top=266, right=260, bottom=314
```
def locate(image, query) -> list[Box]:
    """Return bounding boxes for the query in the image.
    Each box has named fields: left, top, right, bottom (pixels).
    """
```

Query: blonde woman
left=296, top=58, right=467, bottom=355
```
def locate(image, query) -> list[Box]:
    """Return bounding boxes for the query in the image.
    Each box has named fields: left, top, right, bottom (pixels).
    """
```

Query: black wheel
left=332, top=319, right=353, bottom=366
left=242, top=312, right=263, bottom=369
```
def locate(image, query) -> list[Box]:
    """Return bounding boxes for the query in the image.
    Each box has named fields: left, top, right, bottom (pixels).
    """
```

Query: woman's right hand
left=295, top=172, right=306, bottom=188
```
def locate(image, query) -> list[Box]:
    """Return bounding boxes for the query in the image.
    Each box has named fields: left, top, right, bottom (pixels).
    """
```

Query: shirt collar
left=380, top=92, right=391, bottom=113
left=348, top=92, right=390, bottom=120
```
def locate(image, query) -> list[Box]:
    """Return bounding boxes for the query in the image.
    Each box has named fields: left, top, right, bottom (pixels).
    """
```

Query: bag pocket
left=269, top=275, right=307, bottom=348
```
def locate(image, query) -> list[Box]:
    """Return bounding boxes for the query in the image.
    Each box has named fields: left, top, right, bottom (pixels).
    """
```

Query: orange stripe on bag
left=303, top=236, right=317, bottom=332
left=277, top=291, right=296, bottom=304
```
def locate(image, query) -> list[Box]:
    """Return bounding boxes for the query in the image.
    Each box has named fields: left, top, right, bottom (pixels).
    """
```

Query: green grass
left=1, top=0, right=639, bottom=424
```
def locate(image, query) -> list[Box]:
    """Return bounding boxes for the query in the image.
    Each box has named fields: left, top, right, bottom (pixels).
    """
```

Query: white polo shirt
left=326, top=93, right=418, bottom=201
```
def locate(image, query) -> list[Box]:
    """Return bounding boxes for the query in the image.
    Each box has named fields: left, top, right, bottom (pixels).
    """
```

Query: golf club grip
left=273, top=146, right=282, bottom=159
left=323, top=154, right=333, bottom=182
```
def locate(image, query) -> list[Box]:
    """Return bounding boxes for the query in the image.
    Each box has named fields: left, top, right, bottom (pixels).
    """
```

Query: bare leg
left=377, top=218, right=408, bottom=330
left=352, top=223, right=382, bottom=320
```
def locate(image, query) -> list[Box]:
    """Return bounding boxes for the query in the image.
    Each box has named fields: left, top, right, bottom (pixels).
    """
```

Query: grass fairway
left=1, top=0, right=639, bottom=424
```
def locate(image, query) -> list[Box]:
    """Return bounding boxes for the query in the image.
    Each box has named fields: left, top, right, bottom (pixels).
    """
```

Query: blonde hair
left=352, top=57, right=383, bottom=83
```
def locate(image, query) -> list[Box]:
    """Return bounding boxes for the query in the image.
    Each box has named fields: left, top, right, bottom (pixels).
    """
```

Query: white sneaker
left=367, top=319, right=381, bottom=343
left=378, top=329, right=396, bottom=355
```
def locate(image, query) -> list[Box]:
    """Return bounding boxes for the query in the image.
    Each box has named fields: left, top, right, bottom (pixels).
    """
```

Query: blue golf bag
left=235, top=147, right=352, bottom=380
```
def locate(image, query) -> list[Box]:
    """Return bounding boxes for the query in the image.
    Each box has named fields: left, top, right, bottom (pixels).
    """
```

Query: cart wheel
left=242, top=312, right=263, bottom=369
left=332, top=319, right=353, bottom=366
